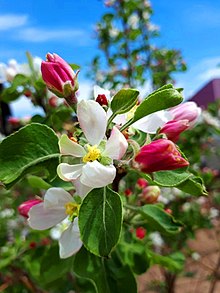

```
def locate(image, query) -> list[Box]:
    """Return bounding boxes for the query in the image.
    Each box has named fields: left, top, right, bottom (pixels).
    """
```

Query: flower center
left=83, top=145, right=101, bottom=163
left=65, top=202, right=80, bottom=217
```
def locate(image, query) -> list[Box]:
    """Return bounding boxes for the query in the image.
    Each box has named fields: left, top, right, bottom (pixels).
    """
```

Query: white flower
left=57, top=100, right=128, bottom=195
left=28, top=187, right=82, bottom=258
left=127, top=14, right=140, bottom=29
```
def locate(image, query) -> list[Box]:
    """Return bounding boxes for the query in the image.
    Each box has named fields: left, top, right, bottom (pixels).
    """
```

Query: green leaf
left=79, top=187, right=122, bottom=257
left=27, top=175, right=52, bottom=190
left=152, top=168, right=191, bottom=187
left=12, top=74, right=30, bottom=87
left=73, top=247, right=137, bottom=293
left=118, top=241, right=150, bottom=275
left=132, top=85, right=183, bottom=123
left=150, top=252, right=185, bottom=272
left=129, top=204, right=183, bottom=235
left=0, top=123, right=60, bottom=188
left=69, top=63, right=80, bottom=70
left=111, top=88, right=139, bottom=115
left=176, top=176, right=208, bottom=196
left=40, top=246, right=73, bottom=284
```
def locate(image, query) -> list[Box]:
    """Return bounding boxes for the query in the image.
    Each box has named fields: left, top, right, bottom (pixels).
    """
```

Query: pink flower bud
left=137, top=178, right=148, bottom=189
left=159, top=119, right=190, bottom=142
left=48, top=95, right=58, bottom=108
left=41, top=53, right=78, bottom=100
left=165, top=208, right=172, bottom=215
left=18, top=199, right=42, bottom=218
left=169, top=102, right=201, bottom=127
left=8, top=117, right=20, bottom=126
left=135, top=139, right=189, bottom=173
left=136, top=227, right=146, bottom=239
left=125, top=188, right=132, bottom=197
left=141, top=186, right=160, bottom=204
left=96, top=94, right=108, bottom=106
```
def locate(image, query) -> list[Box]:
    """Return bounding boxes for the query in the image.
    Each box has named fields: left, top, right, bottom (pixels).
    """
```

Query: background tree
left=90, top=0, right=187, bottom=91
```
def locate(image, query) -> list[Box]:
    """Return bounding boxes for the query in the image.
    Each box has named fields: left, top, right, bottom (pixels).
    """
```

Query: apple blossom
left=57, top=100, right=128, bottom=194
left=169, top=101, right=201, bottom=127
left=28, top=188, right=82, bottom=259
left=135, top=138, right=189, bottom=173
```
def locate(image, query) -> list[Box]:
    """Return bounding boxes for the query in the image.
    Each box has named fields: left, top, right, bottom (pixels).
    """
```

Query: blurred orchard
left=0, top=1, right=219, bottom=293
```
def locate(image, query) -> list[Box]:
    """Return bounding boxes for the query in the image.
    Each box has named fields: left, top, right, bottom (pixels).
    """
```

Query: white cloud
left=175, top=56, right=220, bottom=100
left=15, top=27, right=90, bottom=44
left=0, top=14, right=28, bottom=31
left=11, top=96, right=44, bottom=118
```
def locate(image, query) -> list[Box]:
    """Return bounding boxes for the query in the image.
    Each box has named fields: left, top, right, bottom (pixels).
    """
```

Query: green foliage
left=132, top=85, right=183, bottom=123
left=73, top=246, right=137, bottom=293
left=0, top=123, right=60, bottom=188
left=150, top=252, right=185, bottom=273
left=132, top=204, right=183, bottom=235
left=110, top=88, right=139, bottom=115
left=79, top=187, right=122, bottom=257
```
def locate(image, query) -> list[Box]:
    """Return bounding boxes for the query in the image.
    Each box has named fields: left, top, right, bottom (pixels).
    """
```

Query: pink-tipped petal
left=77, top=100, right=107, bottom=145
left=104, top=126, right=128, bottom=160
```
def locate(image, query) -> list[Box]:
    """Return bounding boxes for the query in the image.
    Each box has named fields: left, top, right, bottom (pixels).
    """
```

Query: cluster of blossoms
left=18, top=53, right=201, bottom=258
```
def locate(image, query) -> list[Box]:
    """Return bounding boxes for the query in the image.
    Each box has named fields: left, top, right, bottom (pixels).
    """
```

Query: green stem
left=107, top=112, right=117, bottom=128
left=120, top=118, right=134, bottom=132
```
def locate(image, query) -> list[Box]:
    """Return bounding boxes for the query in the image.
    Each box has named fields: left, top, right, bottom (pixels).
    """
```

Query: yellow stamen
left=83, top=145, right=101, bottom=163
left=65, top=202, right=80, bottom=217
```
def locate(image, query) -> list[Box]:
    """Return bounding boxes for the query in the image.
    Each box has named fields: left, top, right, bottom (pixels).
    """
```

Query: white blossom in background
left=109, top=27, right=120, bottom=38
left=127, top=14, right=140, bottom=29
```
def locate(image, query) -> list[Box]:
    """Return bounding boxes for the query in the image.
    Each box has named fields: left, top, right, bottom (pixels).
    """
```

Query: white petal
left=80, top=161, right=116, bottom=188
left=57, top=163, right=83, bottom=181
left=59, top=219, right=82, bottom=258
left=103, top=126, right=128, bottom=160
left=73, top=177, right=93, bottom=197
left=28, top=203, right=66, bottom=230
left=112, top=114, right=127, bottom=125
left=44, top=187, right=73, bottom=209
left=77, top=100, right=107, bottom=145
left=94, top=85, right=110, bottom=100
left=133, top=110, right=172, bottom=133
left=59, top=134, right=86, bottom=157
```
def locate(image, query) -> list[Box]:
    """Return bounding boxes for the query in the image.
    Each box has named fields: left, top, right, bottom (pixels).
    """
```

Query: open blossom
left=57, top=100, right=128, bottom=195
left=159, top=119, right=190, bottom=142
left=135, top=138, right=189, bottom=173
left=41, top=53, right=78, bottom=99
left=169, top=101, right=201, bottom=127
left=28, top=188, right=82, bottom=259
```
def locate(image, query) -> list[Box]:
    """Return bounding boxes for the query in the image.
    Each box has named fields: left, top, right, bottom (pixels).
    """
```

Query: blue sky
left=1, top=0, right=220, bottom=117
